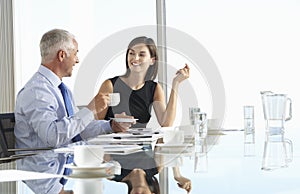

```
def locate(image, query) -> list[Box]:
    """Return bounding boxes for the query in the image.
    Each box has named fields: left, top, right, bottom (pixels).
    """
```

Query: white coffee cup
left=74, top=145, right=104, bottom=167
left=163, top=127, right=184, bottom=144
left=108, top=93, right=120, bottom=106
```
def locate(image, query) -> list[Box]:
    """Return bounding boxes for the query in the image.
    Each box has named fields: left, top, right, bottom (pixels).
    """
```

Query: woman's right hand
left=175, top=176, right=192, bottom=193
left=173, top=63, right=190, bottom=84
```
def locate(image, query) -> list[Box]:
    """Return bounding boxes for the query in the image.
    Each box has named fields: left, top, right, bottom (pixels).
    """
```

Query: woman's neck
left=122, top=73, right=146, bottom=90
left=131, top=173, right=148, bottom=187
left=123, top=169, right=148, bottom=187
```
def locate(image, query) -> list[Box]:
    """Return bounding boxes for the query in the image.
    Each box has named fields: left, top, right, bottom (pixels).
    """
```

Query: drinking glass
left=189, top=107, right=201, bottom=125
left=194, top=138, right=208, bottom=173
left=243, top=106, right=255, bottom=156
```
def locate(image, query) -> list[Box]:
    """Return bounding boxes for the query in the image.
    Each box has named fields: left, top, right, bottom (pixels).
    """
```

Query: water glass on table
left=194, top=138, right=208, bottom=173
left=189, top=107, right=201, bottom=125
left=243, top=106, right=255, bottom=156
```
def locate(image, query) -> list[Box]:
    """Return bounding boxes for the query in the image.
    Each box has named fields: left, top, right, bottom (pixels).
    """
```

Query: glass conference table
left=1, top=126, right=300, bottom=194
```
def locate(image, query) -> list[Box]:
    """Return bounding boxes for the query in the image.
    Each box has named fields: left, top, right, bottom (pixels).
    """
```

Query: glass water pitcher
left=260, top=91, right=293, bottom=170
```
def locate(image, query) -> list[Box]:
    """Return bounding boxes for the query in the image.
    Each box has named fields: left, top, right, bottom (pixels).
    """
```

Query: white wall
left=166, top=0, right=300, bottom=130
left=13, top=0, right=300, bottom=130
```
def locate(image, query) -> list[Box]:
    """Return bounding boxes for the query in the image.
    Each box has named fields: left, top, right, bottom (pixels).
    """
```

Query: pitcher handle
left=285, top=138, right=293, bottom=163
left=285, top=98, right=292, bottom=121
left=260, top=91, right=273, bottom=95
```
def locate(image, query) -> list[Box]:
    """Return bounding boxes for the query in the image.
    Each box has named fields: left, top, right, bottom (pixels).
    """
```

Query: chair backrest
left=0, top=113, right=53, bottom=164
left=0, top=113, right=15, bottom=158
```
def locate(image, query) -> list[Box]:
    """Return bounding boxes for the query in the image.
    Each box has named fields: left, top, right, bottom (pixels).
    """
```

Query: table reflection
left=1, top=128, right=198, bottom=194
left=2, top=126, right=300, bottom=194
left=103, top=135, right=193, bottom=194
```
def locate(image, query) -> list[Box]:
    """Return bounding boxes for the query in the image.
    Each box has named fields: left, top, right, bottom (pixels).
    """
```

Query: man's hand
left=87, top=93, right=109, bottom=119
left=111, top=112, right=136, bottom=132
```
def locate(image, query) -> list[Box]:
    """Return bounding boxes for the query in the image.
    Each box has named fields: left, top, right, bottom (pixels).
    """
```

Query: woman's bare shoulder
left=99, top=79, right=113, bottom=93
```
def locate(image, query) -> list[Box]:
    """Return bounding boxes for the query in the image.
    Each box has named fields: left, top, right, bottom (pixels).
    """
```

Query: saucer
left=65, top=173, right=114, bottom=180
left=64, top=163, right=113, bottom=170
left=65, top=163, right=114, bottom=177
left=110, top=118, right=138, bottom=123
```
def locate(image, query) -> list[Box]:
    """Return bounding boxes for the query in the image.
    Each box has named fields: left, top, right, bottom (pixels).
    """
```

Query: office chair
left=0, top=113, right=52, bottom=163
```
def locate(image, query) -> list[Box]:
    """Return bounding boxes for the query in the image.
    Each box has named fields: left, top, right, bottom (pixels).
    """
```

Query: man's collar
left=38, top=65, right=61, bottom=87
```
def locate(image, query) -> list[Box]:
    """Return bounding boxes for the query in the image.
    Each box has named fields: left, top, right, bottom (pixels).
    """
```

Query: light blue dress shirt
left=14, top=65, right=112, bottom=194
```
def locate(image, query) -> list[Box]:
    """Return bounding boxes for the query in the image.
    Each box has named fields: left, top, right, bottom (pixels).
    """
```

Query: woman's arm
left=153, top=64, right=190, bottom=127
left=96, top=79, right=113, bottom=119
left=154, top=138, right=165, bottom=173
left=172, top=166, right=192, bottom=193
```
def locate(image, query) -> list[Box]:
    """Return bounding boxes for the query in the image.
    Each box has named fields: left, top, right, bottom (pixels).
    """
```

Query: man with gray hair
left=14, top=29, right=132, bottom=194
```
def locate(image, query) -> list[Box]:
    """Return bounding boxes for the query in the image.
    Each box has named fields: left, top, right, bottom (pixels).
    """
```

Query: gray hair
left=40, top=29, right=75, bottom=64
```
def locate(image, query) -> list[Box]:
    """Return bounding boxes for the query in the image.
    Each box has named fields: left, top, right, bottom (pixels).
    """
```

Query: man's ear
left=57, top=50, right=65, bottom=62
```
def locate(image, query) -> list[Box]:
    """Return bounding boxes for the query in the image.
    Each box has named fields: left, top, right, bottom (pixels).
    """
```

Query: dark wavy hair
left=123, top=36, right=158, bottom=81
left=124, top=175, right=160, bottom=194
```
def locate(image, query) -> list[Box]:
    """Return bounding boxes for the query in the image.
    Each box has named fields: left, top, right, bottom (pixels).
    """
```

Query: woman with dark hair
left=96, top=36, right=190, bottom=128
left=118, top=168, right=160, bottom=194
left=119, top=166, right=191, bottom=194
left=106, top=148, right=160, bottom=194
left=108, top=147, right=191, bottom=194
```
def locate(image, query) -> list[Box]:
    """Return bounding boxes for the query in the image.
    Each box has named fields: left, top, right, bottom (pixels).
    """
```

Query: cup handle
left=285, top=138, right=293, bottom=163
left=285, top=98, right=292, bottom=121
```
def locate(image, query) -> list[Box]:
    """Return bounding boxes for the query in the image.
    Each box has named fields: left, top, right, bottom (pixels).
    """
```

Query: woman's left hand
left=174, top=63, right=190, bottom=84
left=175, top=176, right=192, bottom=193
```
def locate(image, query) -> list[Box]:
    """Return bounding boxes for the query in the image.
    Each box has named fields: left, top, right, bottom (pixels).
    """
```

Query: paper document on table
left=102, top=145, right=143, bottom=154
left=94, top=132, right=162, bottom=140
left=127, top=128, right=161, bottom=135
left=88, top=134, right=161, bottom=146
left=54, top=144, right=143, bottom=155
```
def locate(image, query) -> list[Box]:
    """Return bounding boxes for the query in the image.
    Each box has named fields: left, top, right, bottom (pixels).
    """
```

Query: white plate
left=110, top=118, right=138, bottom=123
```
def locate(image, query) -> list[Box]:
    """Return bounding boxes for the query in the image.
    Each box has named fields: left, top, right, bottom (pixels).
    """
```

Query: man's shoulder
left=25, top=72, right=52, bottom=88
left=18, top=72, right=56, bottom=97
